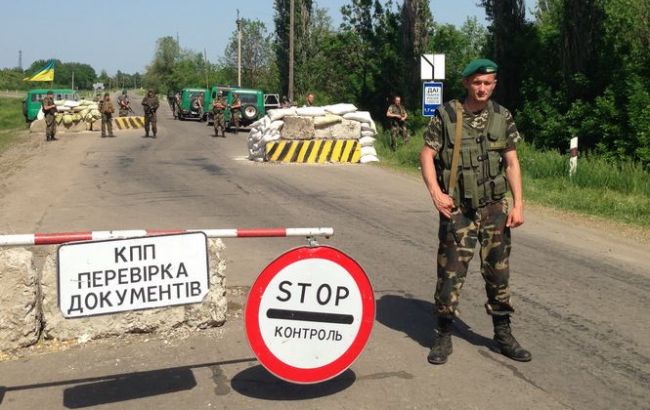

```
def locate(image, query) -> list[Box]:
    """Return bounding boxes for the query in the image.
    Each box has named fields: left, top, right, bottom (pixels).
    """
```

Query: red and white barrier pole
left=569, top=137, right=578, bottom=176
left=0, top=227, right=334, bottom=247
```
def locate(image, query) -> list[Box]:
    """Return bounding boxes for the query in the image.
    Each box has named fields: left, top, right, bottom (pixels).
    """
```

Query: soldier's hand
left=506, top=205, right=524, bottom=228
left=433, top=193, right=454, bottom=219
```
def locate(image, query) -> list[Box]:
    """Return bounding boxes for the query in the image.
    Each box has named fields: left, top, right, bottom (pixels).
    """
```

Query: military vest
left=436, top=99, right=509, bottom=209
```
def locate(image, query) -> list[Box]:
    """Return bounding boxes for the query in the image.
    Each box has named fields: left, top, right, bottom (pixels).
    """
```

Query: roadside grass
left=376, top=126, right=650, bottom=227
left=0, top=96, right=28, bottom=151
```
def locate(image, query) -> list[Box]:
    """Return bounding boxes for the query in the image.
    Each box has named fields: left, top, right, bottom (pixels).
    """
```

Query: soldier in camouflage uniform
left=420, top=59, right=531, bottom=365
left=141, top=89, right=159, bottom=138
left=230, top=93, right=242, bottom=134
left=41, top=90, right=57, bottom=141
left=212, top=91, right=227, bottom=137
left=386, top=96, right=409, bottom=150
left=117, top=90, right=130, bottom=117
left=99, top=92, right=115, bottom=138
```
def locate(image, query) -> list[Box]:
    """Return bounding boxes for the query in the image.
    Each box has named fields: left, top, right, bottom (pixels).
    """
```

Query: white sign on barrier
left=58, top=232, right=209, bottom=318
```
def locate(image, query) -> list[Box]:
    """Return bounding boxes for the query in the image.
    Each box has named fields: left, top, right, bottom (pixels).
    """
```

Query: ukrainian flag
left=24, top=60, right=55, bottom=82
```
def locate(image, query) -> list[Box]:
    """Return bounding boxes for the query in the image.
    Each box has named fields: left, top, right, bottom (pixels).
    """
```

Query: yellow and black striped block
left=265, top=139, right=361, bottom=163
left=113, top=116, right=145, bottom=130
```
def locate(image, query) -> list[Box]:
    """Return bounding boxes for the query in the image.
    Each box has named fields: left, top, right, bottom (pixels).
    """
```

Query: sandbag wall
left=248, top=104, right=379, bottom=164
left=31, top=99, right=103, bottom=133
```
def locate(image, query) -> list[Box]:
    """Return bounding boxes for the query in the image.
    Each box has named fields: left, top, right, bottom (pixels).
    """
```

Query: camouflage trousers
left=213, top=112, right=225, bottom=135
left=390, top=121, right=409, bottom=150
left=144, top=113, right=157, bottom=136
left=232, top=111, right=241, bottom=130
left=435, top=199, right=515, bottom=318
left=45, top=115, right=56, bottom=140
left=101, top=113, right=113, bottom=137
left=118, top=108, right=129, bottom=117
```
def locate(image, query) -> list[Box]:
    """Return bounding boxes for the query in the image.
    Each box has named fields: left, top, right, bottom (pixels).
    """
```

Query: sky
left=0, top=0, right=537, bottom=75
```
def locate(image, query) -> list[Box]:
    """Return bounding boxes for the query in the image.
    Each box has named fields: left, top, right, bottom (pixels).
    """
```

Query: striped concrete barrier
left=265, top=139, right=361, bottom=163
left=113, top=116, right=145, bottom=130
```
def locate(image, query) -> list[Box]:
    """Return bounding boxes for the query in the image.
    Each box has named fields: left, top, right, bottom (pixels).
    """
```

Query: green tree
left=223, top=19, right=277, bottom=91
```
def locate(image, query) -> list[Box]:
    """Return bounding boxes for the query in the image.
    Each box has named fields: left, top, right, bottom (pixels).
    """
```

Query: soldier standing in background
left=41, top=90, right=57, bottom=142
left=117, top=90, right=130, bottom=117
left=230, top=93, right=241, bottom=134
left=305, top=92, right=315, bottom=107
left=99, top=92, right=115, bottom=138
left=212, top=91, right=227, bottom=138
left=386, top=95, right=409, bottom=150
left=141, top=89, right=160, bottom=138
left=419, top=58, right=531, bottom=365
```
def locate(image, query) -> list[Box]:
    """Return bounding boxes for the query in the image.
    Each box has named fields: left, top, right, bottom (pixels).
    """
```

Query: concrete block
left=282, top=116, right=315, bottom=140
left=0, top=248, right=39, bottom=351
left=29, top=119, right=46, bottom=134
left=41, top=239, right=227, bottom=342
left=314, top=119, right=361, bottom=140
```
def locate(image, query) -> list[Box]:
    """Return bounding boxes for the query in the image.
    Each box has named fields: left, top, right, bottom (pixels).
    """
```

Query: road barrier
left=0, top=227, right=334, bottom=247
left=265, top=139, right=361, bottom=163
left=113, top=116, right=145, bottom=130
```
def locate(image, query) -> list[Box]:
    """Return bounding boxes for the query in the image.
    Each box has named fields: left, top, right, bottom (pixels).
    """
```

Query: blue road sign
left=422, top=82, right=444, bottom=117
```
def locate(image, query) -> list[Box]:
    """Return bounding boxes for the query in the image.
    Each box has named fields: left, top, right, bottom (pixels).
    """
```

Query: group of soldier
left=42, top=89, right=160, bottom=141
left=209, top=91, right=241, bottom=138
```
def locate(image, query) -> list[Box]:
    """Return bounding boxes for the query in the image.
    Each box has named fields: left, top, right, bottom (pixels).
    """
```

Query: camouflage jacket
left=141, top=96, right=159, bottom=114
left=387, top=104, right=406, bottom=121
left=41, top=96, right=56, bottom=116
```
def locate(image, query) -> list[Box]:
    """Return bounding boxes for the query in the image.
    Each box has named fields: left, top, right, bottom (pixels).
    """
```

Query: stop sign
left=245, top=246, right=375, bottom=384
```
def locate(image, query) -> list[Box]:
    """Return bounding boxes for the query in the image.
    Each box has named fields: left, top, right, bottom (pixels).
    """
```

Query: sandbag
left=361, top=121, right=377, bottom=133
left=361, top=146, right=377, bottom=157
left=72, top=106, right=85, bottom=113
left=295, top=106, right=327, bottom=117
left=56, top=106, right=70, bottom=112
left=361, top=130, right=376, bottom=138
left=37, top=110, right=44, bottom=120
left=63, top=114, right=73, bottom=125
left=360, top=155, right=379, bottom=164
left=359, top=136, right=376, bottom=147
left=343, top=111, right=372, bottom=124
left=268, top=108, right=296, bottom=122
left=270, top=120, right=284, bottom=131
left=65, top=100, right=80, bottom=108
left=323, top=103, right=358, bottom=116
left=314, top=114, right=342, bottom=128
left=262, top=131, right=281, bottom=143
left=54, top=100, right=65, bottom=106
left=249, top=130, right=263, bottom=142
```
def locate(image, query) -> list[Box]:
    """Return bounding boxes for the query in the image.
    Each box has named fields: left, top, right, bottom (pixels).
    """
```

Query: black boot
left=492, top=315, right=532, bottom=362
left=428, top=317, right=453, bottom=365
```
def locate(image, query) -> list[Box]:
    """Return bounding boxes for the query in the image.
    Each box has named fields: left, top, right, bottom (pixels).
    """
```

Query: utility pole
left=204, top=48, right=209, bottom=89
left=237, top=9, right=242, bottom=87
left=71, top=71, right=75, bottom=90
left=176, top=32, right=180, bottom=47
left=288, top=0, right=295, bottom=102
left=18, top=50, right=22, bottom=70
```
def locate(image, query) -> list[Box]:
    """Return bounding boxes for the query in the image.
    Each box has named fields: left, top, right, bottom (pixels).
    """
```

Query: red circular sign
left=245, top=246, right=375, bottom=384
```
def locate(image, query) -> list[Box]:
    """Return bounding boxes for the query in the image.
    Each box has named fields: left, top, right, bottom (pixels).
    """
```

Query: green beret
left=462, top=58, right=498, bottom=78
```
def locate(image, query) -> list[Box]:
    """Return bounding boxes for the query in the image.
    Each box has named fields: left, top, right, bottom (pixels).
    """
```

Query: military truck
left=22, top=88, right=79, bottom=122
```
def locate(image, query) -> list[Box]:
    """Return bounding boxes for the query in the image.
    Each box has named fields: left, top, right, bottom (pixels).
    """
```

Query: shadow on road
left=63, top=367, right=196, bottom=408
left=0, top=357, right=257, bottom=407
left=231, top=366, right=355, bottom=400
left=375, top=294, right=494, bottom=349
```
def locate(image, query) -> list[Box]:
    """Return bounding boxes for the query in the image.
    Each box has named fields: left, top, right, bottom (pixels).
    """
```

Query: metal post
left=71, top=71, right=74, bottom=90
left=288, top=0, right=295, bottom=102
left=237, top=9, right=242, bottom=87
left=569, top=137, right=578, bottom=176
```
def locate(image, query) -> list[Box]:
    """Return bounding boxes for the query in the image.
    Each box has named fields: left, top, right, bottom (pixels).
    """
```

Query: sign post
left=245, top=246, right=375, bottom=384
left=58, top=232, right=209, bottom=318
left=422, top=82, right=444, bottom=117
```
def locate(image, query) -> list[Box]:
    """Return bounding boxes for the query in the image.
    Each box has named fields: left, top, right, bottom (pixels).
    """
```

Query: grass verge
left=375, top=126, right=650, bottom=227
left=0, top=96, right=29, bottom=152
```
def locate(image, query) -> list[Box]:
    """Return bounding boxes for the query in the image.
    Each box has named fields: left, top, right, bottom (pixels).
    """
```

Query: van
left=23, top=88, right=79, bottom=122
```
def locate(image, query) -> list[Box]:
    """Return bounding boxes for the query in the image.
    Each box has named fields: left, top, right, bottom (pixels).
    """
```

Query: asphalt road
left=0, top=98, right=648, bottom=410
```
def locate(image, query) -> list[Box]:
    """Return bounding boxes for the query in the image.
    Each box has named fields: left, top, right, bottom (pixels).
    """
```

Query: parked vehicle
left=22, top=88, right=79, bottom=122
left=177, top=87, right=211, bottom=121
